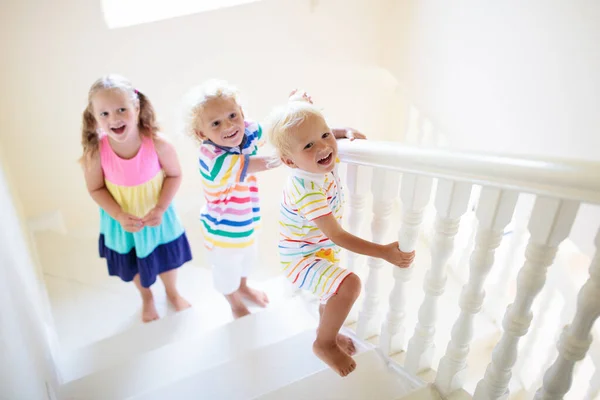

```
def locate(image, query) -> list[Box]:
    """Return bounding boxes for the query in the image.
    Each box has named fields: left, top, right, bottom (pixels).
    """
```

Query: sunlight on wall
left=101, top=0, right=262, bottom=28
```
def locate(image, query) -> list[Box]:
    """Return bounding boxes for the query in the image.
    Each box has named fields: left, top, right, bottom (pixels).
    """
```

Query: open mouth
left=224, top=130, right=239, bottom=140
left=317, top=152, right=333, bottom=165
left=111, top=124, right=126, bottom=135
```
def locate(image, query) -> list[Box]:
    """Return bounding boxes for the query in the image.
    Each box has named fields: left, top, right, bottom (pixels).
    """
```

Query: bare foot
left=313, top=340, right=357, bottom=377
left=232, top=305, right=251, bottom=319
left=225, top=291, right=251, bottom=319
left=167, top=293, right=192, bottom=312
left=337, top=334, right=356, bottom=355
left=142, top=299, right=160, bottom=323
left=239, top=285, right=269, bottom=307
left=315, top=329, right=357, bottom=356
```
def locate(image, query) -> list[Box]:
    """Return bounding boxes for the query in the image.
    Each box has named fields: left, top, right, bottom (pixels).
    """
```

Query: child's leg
left=224, top=290, right=251, bottom=319
left=159, top=269, right=191, bottom=311
left=238, top=277, right=269, bottom=307
left=133, top=274, right=159, bottom=323
left=236, top=243, right=268, bottom=307
left=211, top=249, right=251, bottom=319
left=313, top=273, right=361, bottom=377
left=319, top=304, right=356, bottom=356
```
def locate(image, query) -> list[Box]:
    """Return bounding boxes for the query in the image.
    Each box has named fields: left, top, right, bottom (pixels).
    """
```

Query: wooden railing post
left=534, top=227, right=600, bottom=400
left=474, top=197, right=580, bottom=400
left=356, top=169, right=400, bottom=339
left=436, top=188, right=518, bottom=395
left=380, top=174, right=433, bottom=355
left=404, top=179, right=472, bottom=374
left=343, top=164, right=371, bottom=324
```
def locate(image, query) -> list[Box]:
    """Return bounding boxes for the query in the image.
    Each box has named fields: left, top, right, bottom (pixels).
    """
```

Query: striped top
left=199, top=120, right=262, bottom=250
left=278, top=160, right=344, bottom=265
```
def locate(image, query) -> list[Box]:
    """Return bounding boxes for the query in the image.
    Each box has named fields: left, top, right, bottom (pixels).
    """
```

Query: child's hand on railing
left=381, top=242, right=415, bottom=268
left=332, top=128, right=367, bottom=141
left=289, top=89, right=313, bottom=104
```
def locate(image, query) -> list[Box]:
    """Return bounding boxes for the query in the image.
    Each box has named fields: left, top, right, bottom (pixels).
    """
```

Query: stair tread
left=58, top=275, right=294, bottom=382
left=59, top=296, right=316, bottom=400
left=256, top=341, right=422, bottom=400
left=136, top=328, right=421, bottom=400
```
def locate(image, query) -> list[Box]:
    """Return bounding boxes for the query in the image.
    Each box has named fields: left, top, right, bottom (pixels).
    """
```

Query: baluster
left=489, top=196, right=533, bottom=323
left=451, top=194, right=478, bottom=281
left=380, top=174, right=433, bottom=355
left=514, top=250, right=564, bottom=392
left=404, top=180, right=473, bottom=374
left=473, top=197, right=580, bottom=400
left=534, top=227, right=600, bottom=400
left=344, top=164, right=371, bottom=324
left=435, top=188, right=518, bottom=395
left=344, top=164, right=371, bottom=273
left=356, top=168, right=400, bottom=339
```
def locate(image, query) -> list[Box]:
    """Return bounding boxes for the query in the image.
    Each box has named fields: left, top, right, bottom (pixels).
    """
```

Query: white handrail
left=337, top=140, right=600, bottom=204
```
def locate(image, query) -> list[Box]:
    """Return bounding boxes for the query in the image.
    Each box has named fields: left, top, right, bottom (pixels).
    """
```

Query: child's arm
left=144, top=135, right=182, bottom=226
left=247, top=155, right=281, bottom=174
left=313, top=213, right=414, bottom=268
left=83, top=154, right=143, bottom=232
left=332, top=127, right=367, bottom=141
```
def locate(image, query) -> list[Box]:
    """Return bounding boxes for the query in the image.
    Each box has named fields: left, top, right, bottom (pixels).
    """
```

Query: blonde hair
left=80, top=74, right=159, bottom=165
left=266, top=97, right=326, bottom=157
left=184, top=79, right=241, bottom=143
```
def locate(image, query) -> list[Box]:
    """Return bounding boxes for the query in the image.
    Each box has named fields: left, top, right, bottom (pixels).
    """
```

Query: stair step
left=135, top=328, right=420, bottom=400
left=59, top=297, right=316, bottom=400
left=134, top=329, right=323, bottom=400
left=57, top=275, right=295, bottom=383
left=58, top=305, right=203, bottom=383
left=256, top=344, right=423, bottom=400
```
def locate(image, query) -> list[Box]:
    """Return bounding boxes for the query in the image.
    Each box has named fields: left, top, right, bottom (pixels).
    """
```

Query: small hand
left=334, top=127, right=367, bottom=141
left=345, top=128, right=367, bottom=141
left=289, top=89, right=313, bottom=104
left=142, top=206, right=165, bottom=227
left=381, top=242, right=415, bottom=268
left=116, top=211, right=144, bottom=233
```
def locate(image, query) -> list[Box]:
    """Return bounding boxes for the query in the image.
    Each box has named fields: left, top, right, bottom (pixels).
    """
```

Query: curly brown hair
left=80, top=74, right=160, bottom=166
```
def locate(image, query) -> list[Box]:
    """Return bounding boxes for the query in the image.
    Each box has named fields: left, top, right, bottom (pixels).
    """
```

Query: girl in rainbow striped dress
left=81, top=74, right=192, bottom=323
left=266, top=94, right=415, bottom=377
left=184, top=79, right=277, bottom=319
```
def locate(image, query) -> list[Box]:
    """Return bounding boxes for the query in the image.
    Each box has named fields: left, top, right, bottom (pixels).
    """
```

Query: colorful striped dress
left=198, top=120, right=262, bottom=251
left=98, top=135, right=192, bottom=288
left=278, top=161, right=352, bottom=303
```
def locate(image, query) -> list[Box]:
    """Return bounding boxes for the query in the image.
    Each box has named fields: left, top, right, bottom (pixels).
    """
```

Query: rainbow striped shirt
left=278, top=162, right=344, bottom=266
left=199, top=120, right=262, bottom=250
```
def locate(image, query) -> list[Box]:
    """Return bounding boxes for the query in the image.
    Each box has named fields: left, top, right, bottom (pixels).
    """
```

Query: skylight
left=102, top=0, right=262, bottom=29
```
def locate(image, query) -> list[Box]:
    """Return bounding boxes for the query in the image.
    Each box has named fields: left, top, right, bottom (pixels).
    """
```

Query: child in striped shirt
left=266, top=94, right=415, bottom=377
left=185, top=79, right=276, bottom=319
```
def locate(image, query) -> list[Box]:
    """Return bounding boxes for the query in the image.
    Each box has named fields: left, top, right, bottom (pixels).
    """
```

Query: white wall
left=384, top=0, right=600, bottom=256
left=0, top=158, right=59, bottom=400
left=0, top=0, right=403, bottom=274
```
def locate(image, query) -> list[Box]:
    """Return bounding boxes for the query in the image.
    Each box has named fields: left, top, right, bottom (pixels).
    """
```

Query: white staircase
left=27, top=139, right=600, bottom=400
left=56, top=288, right=430, bottom=400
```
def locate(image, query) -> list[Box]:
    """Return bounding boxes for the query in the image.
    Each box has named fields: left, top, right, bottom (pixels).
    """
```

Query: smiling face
left=91, top=88, right=140, bottom=144
left=283, top=113, right=337, bottom=174
left=194, top=96, right=246, bottom=147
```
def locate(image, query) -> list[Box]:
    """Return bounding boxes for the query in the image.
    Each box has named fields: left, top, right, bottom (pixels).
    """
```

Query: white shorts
left=207, top=243, right=258, bottom=295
